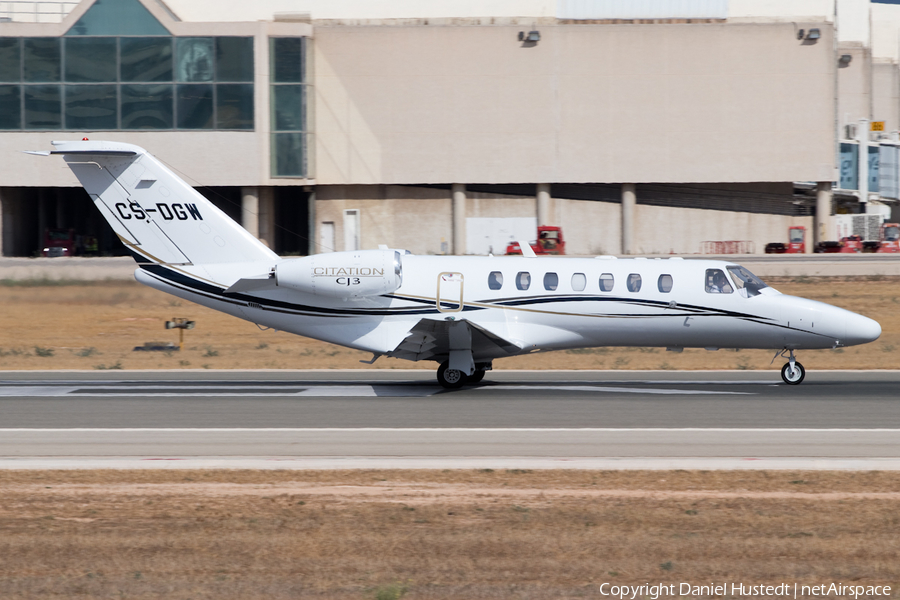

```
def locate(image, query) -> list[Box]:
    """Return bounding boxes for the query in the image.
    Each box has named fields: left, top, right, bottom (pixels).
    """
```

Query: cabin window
left=516, top=271, right=531, bottom=291
left=658, top=274, right=673, bottom=293
left=626, top=273, right=642, bottom=292
left=488, top=271, right=503, bottom=290
left=571, top=273, right=586, bottom=291
left=543, top=272, right=558, bottom=291
left=599, top=273, right=614, bottom=292
left=705, top=269, right=733, bottom=294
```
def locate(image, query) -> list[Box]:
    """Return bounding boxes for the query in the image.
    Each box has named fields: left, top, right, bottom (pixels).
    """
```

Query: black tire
left=781, top=361, right=805, bottom=385
left=468, top=369, right=486, bottom=384
left=437, top=361, right=467, bottom=389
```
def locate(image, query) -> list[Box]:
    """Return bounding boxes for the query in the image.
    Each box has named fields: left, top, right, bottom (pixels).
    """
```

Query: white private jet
left=32, top=141, right=882, bottom=387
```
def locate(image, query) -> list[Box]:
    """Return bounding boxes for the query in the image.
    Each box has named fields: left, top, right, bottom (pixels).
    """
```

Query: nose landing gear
left=777, top=349, right=805, bottom=385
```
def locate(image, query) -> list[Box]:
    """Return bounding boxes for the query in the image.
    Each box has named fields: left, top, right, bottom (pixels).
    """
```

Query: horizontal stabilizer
left=224, top=275, right=277, bottom=295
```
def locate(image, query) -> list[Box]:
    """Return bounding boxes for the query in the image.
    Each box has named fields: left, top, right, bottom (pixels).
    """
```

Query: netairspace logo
left=597, top=582, right=892, bottom=599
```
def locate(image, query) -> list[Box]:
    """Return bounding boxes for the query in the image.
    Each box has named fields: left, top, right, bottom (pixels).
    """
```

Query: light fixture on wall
left=839, top=54, right=853, bottom=66
left=518, top=30, right=540, bottom=43
left=806, top=28, right=821, bottom=40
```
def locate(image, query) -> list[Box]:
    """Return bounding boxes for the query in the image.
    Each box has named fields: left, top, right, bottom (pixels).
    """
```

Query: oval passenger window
left=658, top=274, right=673, bottom=293
left=543, top=272, right=558, bottom=291
left=599, top=273, right=614, bottom=292
left=516, top=271, right=531, bottom=290
left=571, top=273, right=586, bottom=291
left=627, top=273, right=642, bottom=292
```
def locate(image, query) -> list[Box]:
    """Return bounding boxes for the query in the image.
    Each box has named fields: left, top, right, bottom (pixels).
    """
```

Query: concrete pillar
left=452, top=183, right=466, bottom=255
left=241, top=186, right=259, bottom=238
left=621, top=183, right=636, bottom=255
left=0, top=190, right=4, bottom=257
left=55, top=190, right=65, bottom=229
left=257, top=187, right=275, bottom=249
left=536, top=183, right=551, bottom=226
left=307, top=189, right=317, bottom=255
left=815, top=182, right=832, bottom=249
left=857, top=118, right=869, bottom=207
left=38, top=188, right=48, bottom=253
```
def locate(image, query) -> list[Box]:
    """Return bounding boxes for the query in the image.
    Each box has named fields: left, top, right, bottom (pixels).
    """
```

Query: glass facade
left=67, top=0, right=170, bottom=36
left=0, top=36, right=254, bottom=131
left=270, top=37, right=308, bottom=177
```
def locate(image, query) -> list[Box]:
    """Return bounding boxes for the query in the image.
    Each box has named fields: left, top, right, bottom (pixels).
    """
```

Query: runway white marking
left=2, top=428, right=897, bottom=432
left=0, top=383, right=755, bottom=397
left=0, top=385, right=419, bottom=397
left=483, top=385, right=753, bottom=395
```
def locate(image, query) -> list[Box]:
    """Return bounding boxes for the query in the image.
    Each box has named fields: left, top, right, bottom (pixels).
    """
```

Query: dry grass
left=0, top=277, right=898, bottom=371
left=1, top=470, right=899, bottom=599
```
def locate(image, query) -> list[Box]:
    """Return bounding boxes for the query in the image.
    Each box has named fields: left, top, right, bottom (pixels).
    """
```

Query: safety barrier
left=700, top=241, right=756, bottom=254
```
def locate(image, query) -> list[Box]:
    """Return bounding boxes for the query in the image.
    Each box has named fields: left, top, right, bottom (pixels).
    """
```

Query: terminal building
left=1, top=0, right=899, bottom=258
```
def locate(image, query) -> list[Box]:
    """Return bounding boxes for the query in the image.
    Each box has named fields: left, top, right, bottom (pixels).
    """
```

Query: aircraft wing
left=388, top=318, right=521, bottom=363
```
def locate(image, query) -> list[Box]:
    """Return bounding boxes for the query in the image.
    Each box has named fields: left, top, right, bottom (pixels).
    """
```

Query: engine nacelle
left=275, top=249, right=403, bottom=298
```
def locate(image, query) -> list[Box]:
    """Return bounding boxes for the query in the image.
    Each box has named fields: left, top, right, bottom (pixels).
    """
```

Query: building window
left=121, top=84, right=173, bottom=129
left=0, top=35, right=254, bottom=131
left=65, top=37, right=117, bottom=82
left=270, top=37, right=308, bottom=177
left=121, top=37, right=173, bottom=82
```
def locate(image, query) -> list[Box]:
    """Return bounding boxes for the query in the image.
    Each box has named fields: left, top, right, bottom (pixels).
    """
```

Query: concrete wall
left=2, top=132, right=268, bottom=188
left=315, top=185, right=452, bottom=254
left=314, top=185, right=812, bottom=256
left=633, top=204, right=811, bottom=255
left=873, top=61, right=900, bottom=132
left=838, top=43, right=872, bottom=127
left=314, top=21, right=836, bottom=186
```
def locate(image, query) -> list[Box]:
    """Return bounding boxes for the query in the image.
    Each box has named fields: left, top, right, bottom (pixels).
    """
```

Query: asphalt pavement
left=1, top=370, right=898, bottom=469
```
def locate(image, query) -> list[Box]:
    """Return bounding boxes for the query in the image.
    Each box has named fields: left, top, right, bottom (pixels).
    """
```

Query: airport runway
left=1, top=370, right=899, bottom=469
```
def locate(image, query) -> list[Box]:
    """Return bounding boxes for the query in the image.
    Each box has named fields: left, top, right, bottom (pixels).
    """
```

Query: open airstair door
left=436, top=272, right=464, bottom=312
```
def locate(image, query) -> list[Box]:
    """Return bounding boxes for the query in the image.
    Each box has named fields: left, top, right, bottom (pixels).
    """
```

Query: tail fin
left=46, top=140, right=277, bottom=266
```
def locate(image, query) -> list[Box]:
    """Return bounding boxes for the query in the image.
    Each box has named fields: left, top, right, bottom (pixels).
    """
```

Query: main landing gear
left=436, top=361, right=490, bottom=389
left=778, top=349, right=806, bottom=385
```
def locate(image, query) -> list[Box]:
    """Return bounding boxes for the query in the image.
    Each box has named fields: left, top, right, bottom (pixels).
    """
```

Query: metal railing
left=700, top=241, right=756, bottom=255
left=0, top=1, right=79, bottom=23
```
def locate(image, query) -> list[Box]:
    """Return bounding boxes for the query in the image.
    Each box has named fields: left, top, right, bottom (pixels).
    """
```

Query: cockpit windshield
left=727, top=266, right=768, bottom=297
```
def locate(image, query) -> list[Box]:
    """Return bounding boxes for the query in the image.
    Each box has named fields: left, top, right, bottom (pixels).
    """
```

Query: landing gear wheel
left=781, top=361, right=806, bottom=385
left=437, top=361, right=467, bottom=389
left=468, top=369, right=486, bottom=384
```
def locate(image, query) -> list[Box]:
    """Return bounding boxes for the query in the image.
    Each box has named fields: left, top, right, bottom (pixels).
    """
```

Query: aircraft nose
left=844, top=313, right=882, bottom=346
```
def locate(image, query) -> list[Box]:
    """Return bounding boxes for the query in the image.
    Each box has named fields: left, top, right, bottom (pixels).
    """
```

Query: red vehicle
left=876, top=223, right=899, bottom=253
left=41, top=228, right=76, bottom=257
left=505, top=226, right=566, bottom=255
left=765, top=226, right=806, bottom=254
left=786, top=226, right=806, bottom=253
left=839, top=234, right=864, bottom=253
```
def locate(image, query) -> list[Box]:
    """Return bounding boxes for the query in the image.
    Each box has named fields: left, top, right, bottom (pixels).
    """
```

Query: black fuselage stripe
left=143, top=267, right=805, bottom=333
